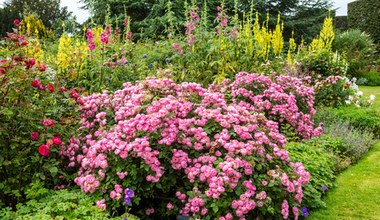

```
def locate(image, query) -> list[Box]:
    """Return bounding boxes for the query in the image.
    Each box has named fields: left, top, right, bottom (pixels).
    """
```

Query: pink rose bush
left=61, top=73, right=321, bottom=219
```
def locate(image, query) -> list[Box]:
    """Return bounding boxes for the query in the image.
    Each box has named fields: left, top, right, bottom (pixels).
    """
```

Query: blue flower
left=148, top=63, right=153, bottom=69
left=123, top=218, right=128, bottom=220
left=125, top=188, right=134, bottom=198
left=143, top=54, right=147, bottom=58
left=165, top=58, right=169, bottom=62
left=124, top=197, right=131, bottom=205
left=301, top=207, right=309, bottom=217
left=322, top=185, right=328, bottom=191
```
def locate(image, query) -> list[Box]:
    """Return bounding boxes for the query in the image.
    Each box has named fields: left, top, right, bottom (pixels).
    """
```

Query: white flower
left=357, top=91, right=363, bottom=97
left=370, top=95, right=375, bottom=101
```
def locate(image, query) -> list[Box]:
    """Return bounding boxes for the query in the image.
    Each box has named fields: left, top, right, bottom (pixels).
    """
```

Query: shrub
left=358, top=70, right=380, bottom=86
left=299, top=49, right=348, bottom=79
left=60, top=73, right=321, bottom=219
left=0, top=181, right=138, bottom=220
left=333, top=29, right=376, bottom=78
left=314, top=107, right=377, bottom=166
left=0, top=30, right=79, bottom=207
left=313, top=76, right=354, bottom=107
left=286, top=141, right=336, bottom=210
left=348, top=0, right=380, bottom=47
left=315, top=105, right=380, bottom=138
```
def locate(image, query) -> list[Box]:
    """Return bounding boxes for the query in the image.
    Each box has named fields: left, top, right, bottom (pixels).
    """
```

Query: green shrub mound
left=315, top=105, right=380, bottom=138
left=0, top=181, right=138, bottom=220
left=287, top=141, right=336, bottom=210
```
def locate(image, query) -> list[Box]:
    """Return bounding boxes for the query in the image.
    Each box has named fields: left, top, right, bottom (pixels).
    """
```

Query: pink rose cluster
left=62, top=73, right=319, bottom=219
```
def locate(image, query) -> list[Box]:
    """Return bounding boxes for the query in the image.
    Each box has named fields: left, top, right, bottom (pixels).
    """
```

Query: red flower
left=38, top=64, right=46, bottom=72
left=52, top=136, right=62, bottom=145
left=0, top=67, right=6, bottom=75
left=13, top=19, right=20, bottom=26
left=47, top=84, right=54, bottom=93
left=32, top=79, right=41, bottom=87
left=30, top=132, right=40, bottom=141
left=43, top=119, right=55, bottom=127
left=27, top=58, right=36, bottom=69
left=38, top=144, right=50, bottom=156
left=59, top=87, right=67, bottom=93
left=70, top=89, right=80, bottom=99
left=76, top=98, right=84, bottom=105
left=100, top=32, right=109, bottom=44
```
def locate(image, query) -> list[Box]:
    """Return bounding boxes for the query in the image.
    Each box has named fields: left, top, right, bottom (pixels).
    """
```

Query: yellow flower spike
left=319, top=16, right=334, bottom=50
left=271, top=14, right=284, bottom=56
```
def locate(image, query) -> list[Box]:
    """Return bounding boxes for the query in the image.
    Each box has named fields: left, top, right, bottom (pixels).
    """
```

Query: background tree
left=1, top=0, right=74, bottom=35
left=0, top=6, right=19, bottom=37
left=80, top=0, right=332, bottom=42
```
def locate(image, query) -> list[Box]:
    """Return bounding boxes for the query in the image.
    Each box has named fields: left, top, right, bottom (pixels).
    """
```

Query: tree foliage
left=80, top=0, right=332, bottom=41
left=348, top=0, right=380, bottom=48
left=3, top=0, right=74, bottom=29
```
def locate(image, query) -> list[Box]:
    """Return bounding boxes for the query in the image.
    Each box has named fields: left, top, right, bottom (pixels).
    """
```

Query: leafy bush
left=315, top=105, right=380, bottom=138
left=0, top=181, right=138, bottom=220
left=358, top=70, right=380, bottom=86
left=299, top=49, right=348, bottom=79
left=348, top=0, right=380, bottom=47
left=286, top=141, right=336, bottom=210
left=0, top=30, right=79, bottom=207
left=314, top=107, right=377, bottom=166
left=60, top=74, right=321, bottom=219
left=333, top=29, right=376, bottom=78
left=313, top=76, right=354, bottom=107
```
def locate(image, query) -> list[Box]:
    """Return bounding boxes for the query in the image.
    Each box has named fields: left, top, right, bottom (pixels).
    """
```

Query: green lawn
left=309, top=141, right=380, bottom=220
left=309, top=86, right=380, bottom=220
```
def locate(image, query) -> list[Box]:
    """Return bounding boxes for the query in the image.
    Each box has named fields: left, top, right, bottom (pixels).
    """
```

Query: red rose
left=26, top=58, right=36, bottom=69
left=47, top=84, right=54, bottom=93
left=43, top=119, right=55, bottom=127
left=0, top=67, right=6, bottom=75
left=70, top=89, right=80, bottom=99
left=38, top=64, right=46, bottom=72
left=32, top=79, right=40, bottom=87
left=30, top=132, right=40, bottom=141
left=38, top=144, right=50, bottom=156
left=52, top=136, right=62, bottom=145
left=13, top=19, right=20, bottom=26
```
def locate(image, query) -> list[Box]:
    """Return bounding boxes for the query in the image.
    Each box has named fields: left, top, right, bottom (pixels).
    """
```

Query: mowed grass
left=309, top=142, right=380, bottom=220
left=309, top=86, right=380, bottom=220
left=359, top=86, right=380, bottom=110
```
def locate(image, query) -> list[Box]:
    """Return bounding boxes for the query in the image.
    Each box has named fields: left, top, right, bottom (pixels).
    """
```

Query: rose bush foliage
left=60, top=72, right=322, bottom=219
left=0, top=30, right=79, bottom=207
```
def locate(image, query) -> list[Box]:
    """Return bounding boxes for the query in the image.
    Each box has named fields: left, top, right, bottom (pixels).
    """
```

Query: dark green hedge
left=348, top=0, right=380, bottom=47
left=0, top=7, right=18, bottom=37
left=334, top=16, right=348, bottom=32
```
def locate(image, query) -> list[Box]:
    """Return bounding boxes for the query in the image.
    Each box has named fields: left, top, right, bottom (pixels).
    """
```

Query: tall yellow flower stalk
left=287, top=31, right=297, bottom=63
left=309, top=16, right=335, bottom=52
left=56, top=33, right=72, bottom=71
left=271, top=14, right=284, bottom=57
left=56, top=34, right=88, bottom=78
left=253, top=13, right=272, bottom=61
left=319, top=16, right=334, bottom=50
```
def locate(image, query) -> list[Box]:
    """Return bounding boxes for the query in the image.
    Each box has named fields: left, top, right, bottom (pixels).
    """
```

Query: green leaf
left=0, top=108, right=14, bottom=116
left=49, top=167, right=58, bottom=176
